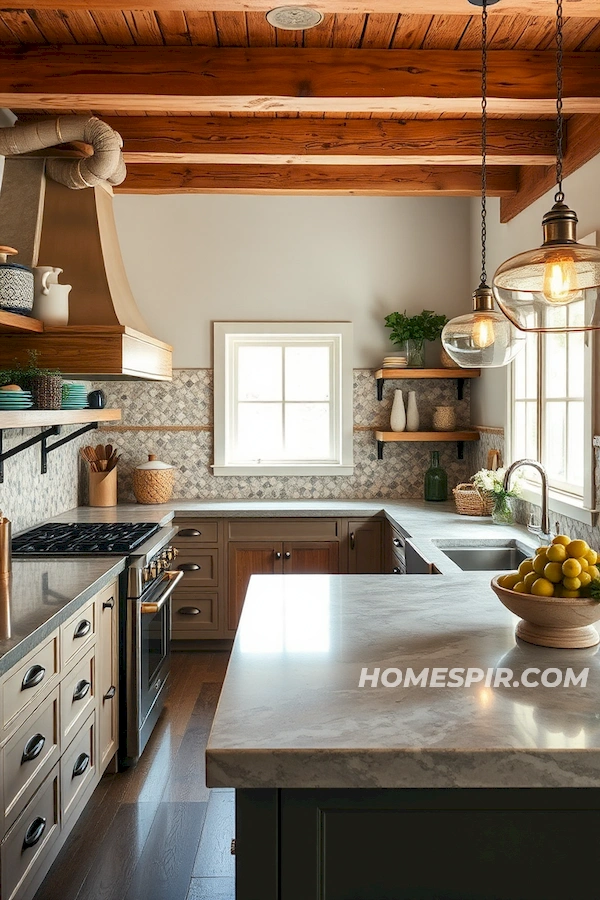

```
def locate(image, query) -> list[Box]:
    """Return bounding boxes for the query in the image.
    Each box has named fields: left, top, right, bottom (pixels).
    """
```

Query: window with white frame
left=213, top=322, right=354, bottom=476
left=509, top=234, right=596, bottom=514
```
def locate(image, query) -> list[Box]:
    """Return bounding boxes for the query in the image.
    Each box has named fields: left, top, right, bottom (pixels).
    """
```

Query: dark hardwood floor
left=34, top=651, right=234, bottom=900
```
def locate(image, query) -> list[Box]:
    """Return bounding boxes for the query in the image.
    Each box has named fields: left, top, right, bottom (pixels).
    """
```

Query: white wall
left=113, top=194, right=472, bottom=368
left=471, top=153, right=600, bottom=427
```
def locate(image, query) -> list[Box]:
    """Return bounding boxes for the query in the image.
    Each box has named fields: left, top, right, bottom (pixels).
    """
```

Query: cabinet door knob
left=103, top=685, right=116, bottom=701
left=393, top=537, right=403, bottom=548
left=392, top=566, right=402, bottom=575
left=21, top=733, right=46, bottom=764
left=284, top=551, right=291, bottom=559
left=178, top=563, right=201, bottom=571
left=72, top=753, right=90, bottom=778
left=103, top=596, right=115, bottom=610
left=179, top=528, right=201, bottom=537
left=350, top=532, right=355, bottom=550
left=74, top=619, right=91, bottom=639
left=21, top=665, right=45, bottom=691
left=22, top=817, right=46, bottom=850
left=274, top=551, right=281, bottom=559
left=73, top=679, right=91, bottom=702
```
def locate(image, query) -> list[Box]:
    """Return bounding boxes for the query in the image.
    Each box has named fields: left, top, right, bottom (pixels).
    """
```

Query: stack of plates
left=382, top=356, right=408, bottom=368
left=62, top=383, right=88, bottom=410
left=0, top=389, right=33, bottom=410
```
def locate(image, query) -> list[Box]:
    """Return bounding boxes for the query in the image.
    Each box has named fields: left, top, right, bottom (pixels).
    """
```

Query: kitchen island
left=207, top=573, right=600, bottom=900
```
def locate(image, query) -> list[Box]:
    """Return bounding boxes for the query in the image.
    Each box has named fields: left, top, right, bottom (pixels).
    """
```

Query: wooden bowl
left=491, top=576, right=600, bottom=649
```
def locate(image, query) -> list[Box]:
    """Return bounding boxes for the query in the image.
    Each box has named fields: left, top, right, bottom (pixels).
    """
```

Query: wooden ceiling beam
left=2, top=47, right=600, bottom=115
left=86, top=116, right=557, bottom=166
left=500, top=114, right=600, bottom=222
left=1, top=2, right=598, bottom=16
left=116, top=163, right=517, bottom=195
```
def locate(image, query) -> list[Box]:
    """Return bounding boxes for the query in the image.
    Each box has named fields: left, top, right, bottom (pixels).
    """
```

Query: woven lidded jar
left=132, top=454, right=175, bottom=504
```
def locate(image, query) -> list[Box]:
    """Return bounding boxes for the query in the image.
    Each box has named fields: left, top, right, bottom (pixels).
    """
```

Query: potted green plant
left=0, top=351, right=62, bottom=409
left=384, top=309, right=449, bottom=367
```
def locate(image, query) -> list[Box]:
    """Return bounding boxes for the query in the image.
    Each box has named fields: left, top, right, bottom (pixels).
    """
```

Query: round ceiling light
left=266, top=6, right=324, bottom=30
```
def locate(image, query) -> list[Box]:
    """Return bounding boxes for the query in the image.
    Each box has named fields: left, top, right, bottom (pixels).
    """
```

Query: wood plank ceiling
left=1, top=3, right=599, bottom=220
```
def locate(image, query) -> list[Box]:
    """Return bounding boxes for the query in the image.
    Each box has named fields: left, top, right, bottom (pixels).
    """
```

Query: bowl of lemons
left=491, top=535, right=600, bottom=648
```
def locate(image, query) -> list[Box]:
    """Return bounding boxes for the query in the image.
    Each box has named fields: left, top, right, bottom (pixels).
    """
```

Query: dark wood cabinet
left=345, top=518, right=384, bottom=574
left=283, top=542, right=339, bottom=575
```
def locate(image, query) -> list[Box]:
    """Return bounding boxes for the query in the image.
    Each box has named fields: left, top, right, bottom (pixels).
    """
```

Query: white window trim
left=213, top=321, right=354, bottom=476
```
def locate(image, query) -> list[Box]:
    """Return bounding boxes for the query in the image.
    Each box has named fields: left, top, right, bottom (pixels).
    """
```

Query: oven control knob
left=150, top=561, right=161, bottom=579
left=171, top=547, right=179, bottom=560
left=142, top=567, right=153, bottom=583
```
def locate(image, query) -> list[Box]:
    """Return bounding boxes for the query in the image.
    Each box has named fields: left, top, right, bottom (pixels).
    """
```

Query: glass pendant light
left=492, top=0, right=600, bottom=332
left=442, top=0, right=525, bottom=368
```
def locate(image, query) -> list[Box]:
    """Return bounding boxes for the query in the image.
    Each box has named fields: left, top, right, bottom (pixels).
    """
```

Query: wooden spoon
left=95, top=444, right=106, bottom=460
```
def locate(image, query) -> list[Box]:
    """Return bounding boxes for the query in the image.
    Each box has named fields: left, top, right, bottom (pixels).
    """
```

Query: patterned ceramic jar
left=432, top=405, right=456, bottom=431
left=0, top=246, right=34, bottom=315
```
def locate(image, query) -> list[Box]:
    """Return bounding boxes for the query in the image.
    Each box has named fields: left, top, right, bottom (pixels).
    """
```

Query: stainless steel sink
left=432, top=539, right=536, bottom=572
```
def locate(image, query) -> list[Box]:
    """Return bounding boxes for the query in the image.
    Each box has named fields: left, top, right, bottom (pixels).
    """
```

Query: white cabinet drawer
left=2, top=687, right=59, bottom=831
left=61, top=712, right=96, bottom=824
left=172, top=593, right=219, bottom=636
left=174, top=519, right=219, bottom=545
left=173, top=549, right=218, bottom=587
left=60, top=598, right=96, bottom=669
left=3, top=637, right=59, bottom=736
left=60, top=648, right=96, bottom=746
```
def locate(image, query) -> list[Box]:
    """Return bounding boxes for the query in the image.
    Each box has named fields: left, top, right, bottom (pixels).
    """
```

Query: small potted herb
left=0, top=351, right=62, bottom=409
left=384, top=310, right=449, bottom=367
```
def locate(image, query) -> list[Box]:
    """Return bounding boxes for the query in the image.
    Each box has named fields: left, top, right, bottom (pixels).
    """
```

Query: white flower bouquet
left=472, top=467, right=522, bottom=524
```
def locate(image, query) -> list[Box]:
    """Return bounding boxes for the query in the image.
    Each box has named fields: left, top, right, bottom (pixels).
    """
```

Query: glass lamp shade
left=441, top=285, right=526, bottom=368
left=492, top=203, right=600, bottom=332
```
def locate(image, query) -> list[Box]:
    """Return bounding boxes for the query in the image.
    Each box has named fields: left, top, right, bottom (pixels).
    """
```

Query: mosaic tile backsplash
left=97, top=369, right=474, bottom=502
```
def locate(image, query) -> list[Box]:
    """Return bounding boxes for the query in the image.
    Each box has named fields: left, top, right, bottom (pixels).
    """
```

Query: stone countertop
left=206, top=573, right=600, bottom=790
left=0, top=558, right=125, bottom=676
left=45, top=499, right=541, bottom=575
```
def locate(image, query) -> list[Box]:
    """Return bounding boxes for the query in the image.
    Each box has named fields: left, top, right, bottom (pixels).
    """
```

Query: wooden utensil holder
left=89, top=467, right=117, bottom=507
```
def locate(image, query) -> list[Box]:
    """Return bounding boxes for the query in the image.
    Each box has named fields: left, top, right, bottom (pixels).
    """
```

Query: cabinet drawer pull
left=393, top=537, right=403, bottom=548
left=392, top=567, right=403, bottom=575
left=179, top=529, right=201, bottom=537
left=74, top=619, right=91, bottom=639
left=103, top=685, right=116, bottom=701
left=178, top=606, right=200, bottom=615
left=102, top=596, right=115, bottom=610
left=350, top=531, right=355, bottom=550
left=23, top=817, right=46, bottom=850
left=284, top=551, right=291, bottom=559
left=21, top=665, right=45, bottom=691
left=178, top=563, right=201, bottom=571
left=73, top=680, right=91, bottom=702
left=72, top=753, right=90, bottom=778
left=274, top=551, right=281, bottom=560
left=21, top=733, right=46, bottom=764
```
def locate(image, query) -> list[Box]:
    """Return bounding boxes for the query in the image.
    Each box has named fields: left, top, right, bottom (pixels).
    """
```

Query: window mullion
left=537, top=333, right=544, bottom=466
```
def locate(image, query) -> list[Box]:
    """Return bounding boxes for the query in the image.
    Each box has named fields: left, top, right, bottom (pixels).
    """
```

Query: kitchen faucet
left=503, top=459, right=553, bottom=540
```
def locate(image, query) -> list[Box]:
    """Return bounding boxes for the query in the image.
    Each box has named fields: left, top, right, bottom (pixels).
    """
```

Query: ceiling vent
left=266, top=6, right=324, bottom=30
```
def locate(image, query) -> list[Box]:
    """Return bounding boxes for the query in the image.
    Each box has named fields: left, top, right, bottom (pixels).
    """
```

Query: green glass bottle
left=424, top=450, right=448, bottom=501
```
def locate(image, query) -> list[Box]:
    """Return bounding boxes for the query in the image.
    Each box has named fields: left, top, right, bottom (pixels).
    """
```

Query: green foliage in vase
left=0, top=350, right=61, bottom=389
left=384, top=310, right=449, bottom=346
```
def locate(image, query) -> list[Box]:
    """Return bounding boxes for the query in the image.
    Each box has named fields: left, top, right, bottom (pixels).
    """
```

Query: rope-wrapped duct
left=0, top=115, right=126, bottom=188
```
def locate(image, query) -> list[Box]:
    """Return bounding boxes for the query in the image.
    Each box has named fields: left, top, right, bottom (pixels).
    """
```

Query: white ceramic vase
left=390, top=389, right=406, bottom=432
left=406, top=390, right=420, bottom=431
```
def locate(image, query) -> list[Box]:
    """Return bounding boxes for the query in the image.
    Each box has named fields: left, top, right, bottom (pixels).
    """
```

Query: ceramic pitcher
left=33, top=266, right=63, bottom=302
left=34, top=282, right=71, bottom=325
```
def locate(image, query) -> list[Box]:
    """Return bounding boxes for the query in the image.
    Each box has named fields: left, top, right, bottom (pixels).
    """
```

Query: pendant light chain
left=480, top=0, right=488, bottom=286
left=555, top=0, right=565, bottom=203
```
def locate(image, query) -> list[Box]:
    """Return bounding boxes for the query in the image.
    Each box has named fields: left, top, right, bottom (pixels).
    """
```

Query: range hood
left=0, top=123, right=172, bottom=381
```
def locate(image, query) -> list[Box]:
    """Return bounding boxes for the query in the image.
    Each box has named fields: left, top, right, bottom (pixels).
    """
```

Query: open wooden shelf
left=374, top=367, right=480, bottom=401
left=0, top=408, right=121, bottom=429
left=0, top=309, right=44, bottom=334
left=375, top=428, right=479, bottom=460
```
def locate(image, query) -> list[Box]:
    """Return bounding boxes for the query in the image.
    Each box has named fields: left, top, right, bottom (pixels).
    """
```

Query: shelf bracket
left=457, top=441, right=465, bottom=460
left=377, top=440, right=384, bottom=460
left=376, top=378, right=384, bottom=401
left=0, top=426, right=59, bottom=484
left=41, top=421, right=99, bottom=474
left=457, top=378, right=465, bottom=401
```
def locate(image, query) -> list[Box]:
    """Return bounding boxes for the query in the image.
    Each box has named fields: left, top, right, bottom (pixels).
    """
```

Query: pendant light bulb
left=472, top=313, right=496, bottom=349
left=542, top=252, right=581, bottom=304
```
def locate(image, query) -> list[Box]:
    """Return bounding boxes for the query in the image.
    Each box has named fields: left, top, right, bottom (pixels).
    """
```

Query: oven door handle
left=140, top=570, right=184, bottom=615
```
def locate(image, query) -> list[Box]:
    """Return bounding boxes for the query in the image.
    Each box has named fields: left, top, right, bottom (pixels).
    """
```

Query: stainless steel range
left=13, top=521, right=182, bottom=766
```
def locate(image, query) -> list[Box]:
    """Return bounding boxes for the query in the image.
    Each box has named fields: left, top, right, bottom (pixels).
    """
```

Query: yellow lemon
left=562, top=558, right=582, bottom=578
left=524, top=571, right=539, bottom=591
left=579, top=571, right=592, bottom=588
left=518, top=558, right=535, bottom=577
left=577, top=557, right=589, bottom=571
left=567, top=539, right=589, bottom=559
left=512, top=581, right=528, bottom=593
left=562, top=576, right=582, bottom=591
left=561, top=589, right=581, bottom=598
left=543, top=562, right=564, bottom=584
left=533, top=553, right=549, bottom=576
left=531, top=578, right=554, bottom=597
left=498, top=572, right=521, bottom=589
left=546, top=544, right=567, bottom=563
left=552, top=534, right=571, bottom=546
left=535, top=545, right=550, bottom=555
left=588, top=565, right=600, bottom=581
left=585, top=549, right=598, bottom=566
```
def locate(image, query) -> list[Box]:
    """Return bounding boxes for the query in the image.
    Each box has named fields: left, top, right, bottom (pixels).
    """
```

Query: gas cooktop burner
left=12, top=522, right=160, bottom=555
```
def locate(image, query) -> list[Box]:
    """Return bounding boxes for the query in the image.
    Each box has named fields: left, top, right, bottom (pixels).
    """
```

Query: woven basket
left=133, top=463, right=174, bottom=504
left=31, top=374, right=62, bottom=410
left=453, top=482, right=494, bottom=517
